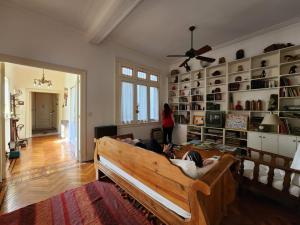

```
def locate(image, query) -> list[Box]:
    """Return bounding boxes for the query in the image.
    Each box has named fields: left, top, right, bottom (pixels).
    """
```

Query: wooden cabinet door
left=247, top=131, right=262, bottom=150
left=261, top=133, right=278, bottom=154
left=278, top=135, right=297, bottom=157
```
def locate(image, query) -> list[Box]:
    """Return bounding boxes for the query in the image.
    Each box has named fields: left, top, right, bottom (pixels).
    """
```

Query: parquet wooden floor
left=0, top=136, right=96, bottom=214
left=6, top=135, right=76, bottom=177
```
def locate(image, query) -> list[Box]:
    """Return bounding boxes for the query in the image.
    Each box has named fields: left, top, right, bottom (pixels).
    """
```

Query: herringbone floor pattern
left=0, top=136, right=96, bottom=214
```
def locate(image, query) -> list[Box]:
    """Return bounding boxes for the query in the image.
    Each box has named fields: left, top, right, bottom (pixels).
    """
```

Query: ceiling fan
left=167, top=26, right=215, bottom=71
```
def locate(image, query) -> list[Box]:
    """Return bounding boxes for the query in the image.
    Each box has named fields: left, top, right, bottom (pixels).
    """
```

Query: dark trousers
left=163, top=126, right=173, bottom=144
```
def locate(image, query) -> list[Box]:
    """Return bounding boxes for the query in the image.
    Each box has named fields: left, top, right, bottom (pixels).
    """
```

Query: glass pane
left=137, top=85, right=147, bottom=121
left=137, top=71, right=146, bottom=79
left=122, top=67, right=133, bottom=76
left=121, top=82, right=134, bottom=123
left=150, top=74, right=158, bottom=82
left=150, top=87, right=159, bottom=121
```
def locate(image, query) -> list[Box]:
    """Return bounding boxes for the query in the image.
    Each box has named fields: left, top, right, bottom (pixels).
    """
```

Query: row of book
left=280, top=87, right=300, bottom=97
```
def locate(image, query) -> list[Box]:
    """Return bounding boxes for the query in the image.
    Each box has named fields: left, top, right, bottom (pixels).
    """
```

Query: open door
left=0, top=63, right=5, bottom=181
left=69, top=79, right=79, bottom=159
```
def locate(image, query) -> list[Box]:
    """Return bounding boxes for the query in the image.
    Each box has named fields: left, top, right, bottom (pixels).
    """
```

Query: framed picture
left=225, top=114, right=248, bottom=131
left=193, top=115, right=204, bottom=125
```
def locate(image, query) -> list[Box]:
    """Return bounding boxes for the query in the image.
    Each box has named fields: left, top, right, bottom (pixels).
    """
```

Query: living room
left=0, top=1, right=300, bottom=225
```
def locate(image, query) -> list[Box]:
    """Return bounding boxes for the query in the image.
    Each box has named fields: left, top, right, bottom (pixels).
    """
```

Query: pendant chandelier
left=33, top=68, right=53, bottom=88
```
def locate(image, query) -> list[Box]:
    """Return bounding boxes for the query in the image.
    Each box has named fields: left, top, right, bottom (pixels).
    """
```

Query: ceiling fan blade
left=195, top=45, right=212, bottom=56
left=179, top=58, right=191, bottom=67
left=167, top=55, right=187, bottom=57
left=196, top=55, right=216, bottom=63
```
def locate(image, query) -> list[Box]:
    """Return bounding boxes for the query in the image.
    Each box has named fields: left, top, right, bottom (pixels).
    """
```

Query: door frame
left=28, top=90, right=61, bottom=138
left=0, top=63, right=5, bottom=182
left=0, top=54, right=87, bottom=180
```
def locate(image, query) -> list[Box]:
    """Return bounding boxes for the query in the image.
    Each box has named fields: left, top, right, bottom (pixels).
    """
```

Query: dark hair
left=186, top=151, right=203, bottom=167
left=163, top=103, right=172, bottom=117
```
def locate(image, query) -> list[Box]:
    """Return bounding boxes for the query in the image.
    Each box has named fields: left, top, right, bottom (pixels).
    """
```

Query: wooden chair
left=239, top=148, right=300, bottom=207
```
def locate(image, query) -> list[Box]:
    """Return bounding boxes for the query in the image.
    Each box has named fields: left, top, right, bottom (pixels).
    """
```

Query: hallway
left=0, top=136, right=95, bottom=214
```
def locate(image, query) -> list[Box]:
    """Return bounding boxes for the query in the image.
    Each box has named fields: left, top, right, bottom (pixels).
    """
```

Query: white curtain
left=121, top=82, right=134, bottom=123
left=137, top=85, right=147, bottom=121
left=150, top=87, right=159, bottom=121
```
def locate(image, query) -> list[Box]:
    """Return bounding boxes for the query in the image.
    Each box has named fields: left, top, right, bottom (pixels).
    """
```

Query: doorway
left=32, top=92, right=59, bottom=136
left=0, top=61, right=85, bottom=183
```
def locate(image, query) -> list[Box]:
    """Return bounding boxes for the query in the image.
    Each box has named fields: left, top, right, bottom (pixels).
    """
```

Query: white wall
left=170, top=22, right=300, bottom=72
left=0, top=3, right=169, bottom=160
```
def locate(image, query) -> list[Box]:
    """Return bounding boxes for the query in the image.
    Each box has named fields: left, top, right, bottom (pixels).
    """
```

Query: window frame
left=116, top=58, right=160, bottom=126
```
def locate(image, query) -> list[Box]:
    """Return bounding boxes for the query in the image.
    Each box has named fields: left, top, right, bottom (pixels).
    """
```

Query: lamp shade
left=261, top=113, right=280, bottom=125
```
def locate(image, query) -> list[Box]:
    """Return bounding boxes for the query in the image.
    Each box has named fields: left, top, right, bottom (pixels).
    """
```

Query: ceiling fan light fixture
left=166, top=26, right=215, bottom=67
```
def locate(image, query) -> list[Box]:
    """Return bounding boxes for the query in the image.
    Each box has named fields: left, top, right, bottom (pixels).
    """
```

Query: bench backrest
left=95, top=137, right=236, bottom=225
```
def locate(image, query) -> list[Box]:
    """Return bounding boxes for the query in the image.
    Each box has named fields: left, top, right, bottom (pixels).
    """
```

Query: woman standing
left=162, top=103, right=174, bottom=144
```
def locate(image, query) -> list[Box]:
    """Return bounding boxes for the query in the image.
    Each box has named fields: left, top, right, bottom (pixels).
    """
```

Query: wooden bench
left=94, top=137, right=237, bottom=225
left=239, top=148, right=300, bottom=207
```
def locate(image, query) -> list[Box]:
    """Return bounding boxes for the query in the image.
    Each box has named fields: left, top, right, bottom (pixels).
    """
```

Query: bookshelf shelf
left=228, top=70, right=250, bottom=76
left=228, top=80, right=250, bottom=84
left=204, top=133, right=223, bottom=138
left=280, top=59, right=300, bottom=66
left=279, top=96, right=300, bottom=99
left=280, top=84, right=300, bottom=88
left=280, top=72, right=300, bottom=77
left=207, top=75, right=226, bottom=79
left=251, top=64, right=278, bottom=72
left=251, top=76, right=278, bottom=81
left=207, top=83, right=226, bottom=87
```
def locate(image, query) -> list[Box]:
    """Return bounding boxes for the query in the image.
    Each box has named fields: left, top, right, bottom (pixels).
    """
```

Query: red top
left=162, top=111, right=174, bottom=128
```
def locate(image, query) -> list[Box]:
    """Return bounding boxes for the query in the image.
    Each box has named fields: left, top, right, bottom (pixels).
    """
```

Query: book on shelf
left=281, top=87, right=300, bottom=97
left=279, top=118, right=290, bottom=134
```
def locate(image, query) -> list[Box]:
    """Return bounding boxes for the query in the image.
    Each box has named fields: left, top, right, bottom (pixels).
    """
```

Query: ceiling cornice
left=213, top=17, right=300, bottom=51
left=86, top=0, right=142, bottom=44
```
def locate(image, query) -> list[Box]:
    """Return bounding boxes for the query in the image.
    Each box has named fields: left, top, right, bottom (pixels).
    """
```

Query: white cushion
left=243, top=160, right=255, bottom=180
left=170, top=158, right=218, bottom=179
left=291, top=173, right=300, bottom=187
left=290, top=185, right=300, bottom=197
left=170, top=159, right=198, bottom=179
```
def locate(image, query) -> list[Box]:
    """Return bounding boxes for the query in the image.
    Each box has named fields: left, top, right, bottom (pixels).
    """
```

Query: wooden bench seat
left=94, top=137, right=237, bottom=225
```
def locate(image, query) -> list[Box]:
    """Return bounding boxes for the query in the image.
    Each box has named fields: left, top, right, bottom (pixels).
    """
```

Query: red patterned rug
left=0, top=181, right=164, bottom=225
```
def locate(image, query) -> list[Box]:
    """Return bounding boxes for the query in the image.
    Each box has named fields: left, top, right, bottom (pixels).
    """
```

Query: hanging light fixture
left=33, top=68, right=53, bottom=88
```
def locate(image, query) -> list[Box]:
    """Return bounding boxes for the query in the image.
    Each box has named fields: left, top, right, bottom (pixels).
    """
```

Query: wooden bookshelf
left=168, top=44, right=300, bottom=143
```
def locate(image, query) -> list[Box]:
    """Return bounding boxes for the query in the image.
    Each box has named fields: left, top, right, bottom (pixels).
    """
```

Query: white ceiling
left=108, top=0, right=300, bottom=61
left=3, top=0, right=300, bottom=62
left=3, top=0, right=142, bottom=43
